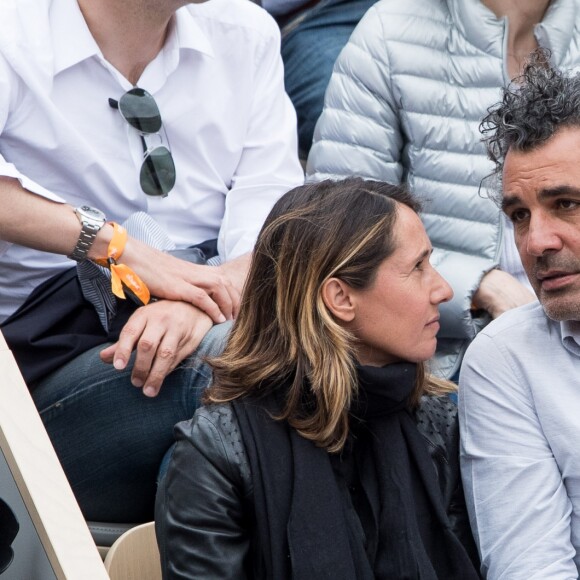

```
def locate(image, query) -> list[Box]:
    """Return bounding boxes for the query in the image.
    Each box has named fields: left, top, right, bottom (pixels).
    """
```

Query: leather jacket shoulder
left=156, top=396, right=479, bottom=579
left=415, top=394, right=464, bottom=502
left=414, top=395, right=480, bottom=566
left=156, top=404, right=254, bottom=580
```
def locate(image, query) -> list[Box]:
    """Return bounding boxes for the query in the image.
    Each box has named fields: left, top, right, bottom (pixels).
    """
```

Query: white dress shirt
left=0, top=0, right=303, bottom=321
left=459, top=301, right=580, bottom=579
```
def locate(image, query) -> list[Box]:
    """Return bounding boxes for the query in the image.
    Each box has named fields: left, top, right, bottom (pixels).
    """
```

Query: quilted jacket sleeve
left=306, top=3, right=404, bottom=184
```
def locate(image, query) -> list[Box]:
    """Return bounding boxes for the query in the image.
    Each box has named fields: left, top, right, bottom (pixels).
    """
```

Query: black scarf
left=232, top=363, right=480, bottom=579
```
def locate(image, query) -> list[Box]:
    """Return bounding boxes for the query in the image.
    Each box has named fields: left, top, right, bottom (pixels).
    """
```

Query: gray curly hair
left=480, top=49, right=580, bottom=201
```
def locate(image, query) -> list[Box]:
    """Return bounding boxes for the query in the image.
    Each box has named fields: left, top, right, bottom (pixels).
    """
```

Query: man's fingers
left=183, top=285, right=228, bottom=323
left=207, top=281, right=241, bottom=320
left=134, top=339, right=179, bottom=397
left=110, top=313, right=147, bottom=370
left=180, top=266, right=239, bottom=321
left=130, top=334, right=159, bottom=387
left=100, top=300, right=214, bottom=397
left=99, top=343, right=116, bottom=364
left=231, top=287, right=241, bottom=318
left=203, top=281, right=235, bottom=321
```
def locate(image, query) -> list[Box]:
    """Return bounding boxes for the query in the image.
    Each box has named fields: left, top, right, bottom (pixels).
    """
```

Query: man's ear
left=321, top=277, right=356, bottom=322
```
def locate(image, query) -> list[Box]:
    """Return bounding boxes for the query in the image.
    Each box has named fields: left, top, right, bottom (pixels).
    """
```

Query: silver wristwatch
left=68, top=205, right=107, bottom=262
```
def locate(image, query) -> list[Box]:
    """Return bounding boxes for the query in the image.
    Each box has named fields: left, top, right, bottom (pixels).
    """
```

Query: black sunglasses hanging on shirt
left=109, top=87, right=176, bottom=197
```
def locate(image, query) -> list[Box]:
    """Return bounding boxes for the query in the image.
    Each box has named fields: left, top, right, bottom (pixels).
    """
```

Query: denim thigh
left=31, top=321, right=231, bottom=523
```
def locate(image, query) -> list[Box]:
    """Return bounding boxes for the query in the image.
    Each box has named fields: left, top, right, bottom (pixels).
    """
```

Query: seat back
left=0, top=330, right=108, bottom=579
left=104, top=521, right=161, bottom=580
left=87, top=521, right=137, bottom=559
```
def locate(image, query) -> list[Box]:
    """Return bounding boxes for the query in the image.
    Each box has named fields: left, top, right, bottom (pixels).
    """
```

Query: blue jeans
left=280, top=0, right=377, bottom=158
left=31, top=322, right=231, bottom=523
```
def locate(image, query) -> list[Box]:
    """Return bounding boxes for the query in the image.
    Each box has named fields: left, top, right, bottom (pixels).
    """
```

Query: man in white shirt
left=0, top=0, right=303, bottom=523
left=459, top=50, right=580, bottom=579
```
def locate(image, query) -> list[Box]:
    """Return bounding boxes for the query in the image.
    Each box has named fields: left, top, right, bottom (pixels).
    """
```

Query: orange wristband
left=94, top=222, right=151, bottom=306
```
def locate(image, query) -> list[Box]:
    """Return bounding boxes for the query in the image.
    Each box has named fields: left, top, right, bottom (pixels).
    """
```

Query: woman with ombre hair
left=156, top=178, right=481, bottom=580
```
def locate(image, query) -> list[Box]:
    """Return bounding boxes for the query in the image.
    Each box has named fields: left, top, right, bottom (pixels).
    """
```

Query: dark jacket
left=156, top=395, right=479, bottom=579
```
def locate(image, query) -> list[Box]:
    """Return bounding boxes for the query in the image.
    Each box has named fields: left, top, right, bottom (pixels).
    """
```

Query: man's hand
left=120, top=238, right=242, bottom=323
left=99, top=300, right=213, bottom=397
left=213, top=252, right=252, bottom=297
left=472, top=269, right=536, bottom=319
left=0, top=184, right=248, bottom=323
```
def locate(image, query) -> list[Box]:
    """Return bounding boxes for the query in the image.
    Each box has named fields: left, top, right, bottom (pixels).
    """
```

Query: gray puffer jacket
left=306, top=0, right=580, bottom=377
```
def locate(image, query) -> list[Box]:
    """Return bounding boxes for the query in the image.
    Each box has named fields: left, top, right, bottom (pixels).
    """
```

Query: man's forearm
left=0, top=176, right=114, bottom=257
left=0, top=176, right=250, bottom=321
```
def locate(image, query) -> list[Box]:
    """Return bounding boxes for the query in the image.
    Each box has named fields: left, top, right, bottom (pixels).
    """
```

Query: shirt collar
left=448, top=0, right=576, bottom=66
left=535, top=0, right=577, bottom=67
left=448, top=0, right=506, bottom=58
left=51, top=0, right=102, bottom=75
left=50, top=1, right=214, bottom=78
left=560, top=320, right=580, bottom=357
left=174, top=6, right=214, bottom=58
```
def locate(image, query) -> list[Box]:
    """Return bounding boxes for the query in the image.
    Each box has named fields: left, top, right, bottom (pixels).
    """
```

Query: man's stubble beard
left=531, top=253, right=580, bottom=321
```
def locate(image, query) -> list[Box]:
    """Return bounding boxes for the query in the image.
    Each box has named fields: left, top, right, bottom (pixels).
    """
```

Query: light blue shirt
left=459, top=301, right=580, bottom=579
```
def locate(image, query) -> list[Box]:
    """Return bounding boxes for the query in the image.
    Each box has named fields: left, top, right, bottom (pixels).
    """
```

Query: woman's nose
left=432, top=270, right=453, bottom=304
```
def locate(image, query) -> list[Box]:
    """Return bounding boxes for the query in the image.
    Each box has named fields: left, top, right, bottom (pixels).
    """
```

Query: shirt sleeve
left=0, top=156, right=65, bottom=202
left=217, top=17, right=304, bottom=261
left=459, top=333, right=577, bottom=580
left=0, top=53, right=64, bottom=202
left=0, top=53, right=66, bottom=257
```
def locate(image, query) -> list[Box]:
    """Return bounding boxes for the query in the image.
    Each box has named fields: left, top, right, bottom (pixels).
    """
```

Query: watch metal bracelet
left=68, top=205, right=107, bottom=262
left=68, top=222, right=102, bottom=262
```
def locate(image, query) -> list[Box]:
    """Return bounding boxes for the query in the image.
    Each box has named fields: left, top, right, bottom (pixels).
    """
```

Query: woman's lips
left=425, top=316, right=440, bottom=330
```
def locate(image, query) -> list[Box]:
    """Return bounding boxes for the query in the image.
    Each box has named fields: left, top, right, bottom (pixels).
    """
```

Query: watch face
left=78, top=205, right=106, bottom=222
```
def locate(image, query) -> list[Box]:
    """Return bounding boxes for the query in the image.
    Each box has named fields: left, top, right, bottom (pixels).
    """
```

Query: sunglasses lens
left=140, top=146, right=176, bottom=197
left=119, top=88, right=162, bottom=134
left=114, top=87, right=176, bottom=197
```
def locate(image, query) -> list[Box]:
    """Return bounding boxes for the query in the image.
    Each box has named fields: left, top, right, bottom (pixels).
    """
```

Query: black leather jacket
left=156, top=395, right=479, bottom=579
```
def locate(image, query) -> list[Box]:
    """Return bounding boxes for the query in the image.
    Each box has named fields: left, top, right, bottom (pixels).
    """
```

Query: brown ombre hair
left=205, top=178, right=454, bottom=452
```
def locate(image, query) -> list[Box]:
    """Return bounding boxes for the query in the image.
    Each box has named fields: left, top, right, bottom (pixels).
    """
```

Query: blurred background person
left=262, top=0, right=378, bottom=160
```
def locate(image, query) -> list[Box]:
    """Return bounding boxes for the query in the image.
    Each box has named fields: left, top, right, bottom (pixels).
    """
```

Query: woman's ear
left=321, top=277, right=356, bottom=322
